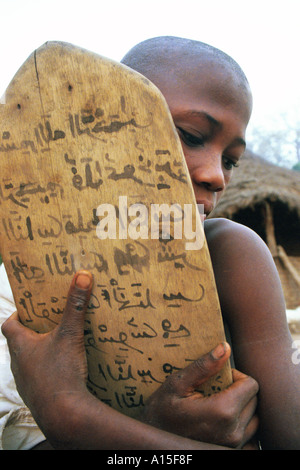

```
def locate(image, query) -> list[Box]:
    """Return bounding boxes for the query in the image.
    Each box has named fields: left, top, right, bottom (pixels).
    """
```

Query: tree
left=247, top=114, right=300, bottom=169
left=293, top=162, right=300, bottom=172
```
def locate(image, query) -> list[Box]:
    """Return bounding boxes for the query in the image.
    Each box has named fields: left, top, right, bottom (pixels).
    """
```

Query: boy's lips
left=196, top=199, right=214, bottom=217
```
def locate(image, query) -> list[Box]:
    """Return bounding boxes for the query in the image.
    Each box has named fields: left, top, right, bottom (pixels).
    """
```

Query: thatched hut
left=211, top=150, right=300, bottom=309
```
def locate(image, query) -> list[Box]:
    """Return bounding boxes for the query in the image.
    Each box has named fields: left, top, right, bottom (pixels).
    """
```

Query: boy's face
left=150, top=62, right=252, bottom=218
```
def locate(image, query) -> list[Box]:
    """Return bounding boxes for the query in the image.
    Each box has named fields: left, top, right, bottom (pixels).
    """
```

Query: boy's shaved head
left=121, top=36, right=252, bottom=214
left=121, top=36, right=250, bottom=93
left=121, top=36, right=252, bottom=125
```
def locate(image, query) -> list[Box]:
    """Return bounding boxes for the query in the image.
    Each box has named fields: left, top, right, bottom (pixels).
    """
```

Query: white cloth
left=0, top=263, right=45, bottom=450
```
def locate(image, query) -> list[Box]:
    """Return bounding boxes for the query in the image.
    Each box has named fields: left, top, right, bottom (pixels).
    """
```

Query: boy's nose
left=190, top=155, right=225, bottom=192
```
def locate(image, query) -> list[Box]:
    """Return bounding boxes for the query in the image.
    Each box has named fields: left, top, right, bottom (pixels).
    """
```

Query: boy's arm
left=2, top=271, right=258, bottom=450
left=206, top=218, right=300, bottom=450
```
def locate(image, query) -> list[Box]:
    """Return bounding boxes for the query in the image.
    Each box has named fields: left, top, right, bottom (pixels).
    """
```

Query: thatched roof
left=211, top=150, right=300, bottom=219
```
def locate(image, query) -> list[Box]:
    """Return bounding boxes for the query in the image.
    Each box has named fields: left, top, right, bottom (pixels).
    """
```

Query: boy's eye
left=223, top=156, right=239, bottom=171
left=176, top=127, right=205, bottom=148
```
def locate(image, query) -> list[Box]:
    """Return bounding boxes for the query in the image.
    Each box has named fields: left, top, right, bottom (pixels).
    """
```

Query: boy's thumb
left=169, top=342, right=231, bottom=396
left=58, top=270, right=93, bottom=337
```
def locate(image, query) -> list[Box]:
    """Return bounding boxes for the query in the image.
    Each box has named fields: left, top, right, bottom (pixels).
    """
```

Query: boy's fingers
left=57, top=270, right=93, bottom=338
left=226, top=369, right=259, bottom=409
left=2, top=310, right=20, bottom=330
left=168, top=342, right=231, bottom=396
left=1, top=310, right=38, bottom=352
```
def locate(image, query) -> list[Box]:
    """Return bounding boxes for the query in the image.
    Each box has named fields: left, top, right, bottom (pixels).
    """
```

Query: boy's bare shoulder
left=204, top=218, right=286, bottom=339
left=204, top=217, right=275, bottom=279
left=204, top=217, right=264, bottom=248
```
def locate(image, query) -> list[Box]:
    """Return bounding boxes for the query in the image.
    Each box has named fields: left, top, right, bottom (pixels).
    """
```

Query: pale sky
left=1, top=0, right=299, bottom=138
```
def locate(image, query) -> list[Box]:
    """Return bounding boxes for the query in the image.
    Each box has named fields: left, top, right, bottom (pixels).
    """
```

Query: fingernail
left=75, top=271, right=93, bottom=289
left=212, top=343, right=226, bottom=360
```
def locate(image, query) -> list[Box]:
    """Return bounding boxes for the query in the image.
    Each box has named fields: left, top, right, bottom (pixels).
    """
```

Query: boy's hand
left=2, top=270, right=258, bottom=449
left=1, top=270, right=93, bottom=433
left=140, top=343, right=259, bottom=449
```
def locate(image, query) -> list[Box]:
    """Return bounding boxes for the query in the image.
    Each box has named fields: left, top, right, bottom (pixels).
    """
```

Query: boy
left=2, top=37, right=299, bottom=450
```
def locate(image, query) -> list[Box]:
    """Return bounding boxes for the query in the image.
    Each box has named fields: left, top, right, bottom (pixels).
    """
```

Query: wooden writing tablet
left=0, top=42, right=232, bottom=417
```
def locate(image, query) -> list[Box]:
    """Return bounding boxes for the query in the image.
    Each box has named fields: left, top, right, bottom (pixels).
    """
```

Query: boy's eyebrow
left=180, top=110, right=246, bottom=148
left=188, top=110, right=221, bottom=127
